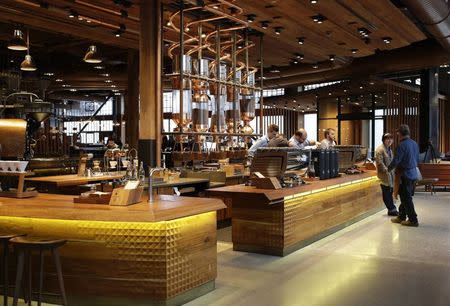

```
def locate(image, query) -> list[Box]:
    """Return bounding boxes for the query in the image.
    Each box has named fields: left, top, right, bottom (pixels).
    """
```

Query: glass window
left=304, top=113, right=318, bottom=141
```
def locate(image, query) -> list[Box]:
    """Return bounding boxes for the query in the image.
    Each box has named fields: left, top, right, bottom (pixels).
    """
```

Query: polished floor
left=187, top=191, right=450, bottom=306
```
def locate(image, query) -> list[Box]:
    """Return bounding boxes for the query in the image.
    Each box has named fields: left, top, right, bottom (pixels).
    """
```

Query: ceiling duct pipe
left=401, top=0, right=450, bottom=51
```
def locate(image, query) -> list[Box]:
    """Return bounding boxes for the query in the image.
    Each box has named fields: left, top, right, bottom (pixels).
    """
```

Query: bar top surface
left=25, top=172, right=126, bottom=186
left=0, top=193, right=225, bottom=222
left=207, top=171, right=378, bottom=202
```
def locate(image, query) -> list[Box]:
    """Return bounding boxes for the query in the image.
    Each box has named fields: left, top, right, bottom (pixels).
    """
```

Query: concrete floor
left=186, top=192, right=450, bottom=306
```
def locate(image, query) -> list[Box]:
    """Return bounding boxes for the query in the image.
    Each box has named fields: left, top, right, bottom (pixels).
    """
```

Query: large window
left=64, top=120, right=113, bottom=144
left=304, top=113, right=318, bottom=141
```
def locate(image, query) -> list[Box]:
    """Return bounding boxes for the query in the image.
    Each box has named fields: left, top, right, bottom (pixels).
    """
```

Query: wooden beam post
left=139, top=0, right=162, bottom=169
left=125, top=50, right=139, bottom=150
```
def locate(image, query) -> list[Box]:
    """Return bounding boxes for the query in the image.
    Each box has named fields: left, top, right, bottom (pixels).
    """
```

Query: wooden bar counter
left=0, top=194, right=225, bottom=306
left=207, top=172, right=383, bottom=256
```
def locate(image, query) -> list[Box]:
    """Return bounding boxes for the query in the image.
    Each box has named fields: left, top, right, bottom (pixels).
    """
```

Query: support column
left=139, top=0, right=162, bottom=169
left=125, top=50, right=139, bottom=150
left=419, top=68, right=439, bottom=151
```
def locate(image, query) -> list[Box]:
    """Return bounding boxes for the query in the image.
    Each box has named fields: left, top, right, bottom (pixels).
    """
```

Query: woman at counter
left=375, top=133, right=398, bottom=216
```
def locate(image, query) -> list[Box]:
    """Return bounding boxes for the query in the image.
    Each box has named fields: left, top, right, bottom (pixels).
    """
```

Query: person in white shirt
left=319, top=128, right=337, bottom=149
left=248, top=124, right=279, bottom=157
left=288, top=128, right=316, bottom=149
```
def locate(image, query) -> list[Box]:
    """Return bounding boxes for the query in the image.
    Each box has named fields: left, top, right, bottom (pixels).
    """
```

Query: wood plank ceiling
left=0, top=0, right=428, bottom=92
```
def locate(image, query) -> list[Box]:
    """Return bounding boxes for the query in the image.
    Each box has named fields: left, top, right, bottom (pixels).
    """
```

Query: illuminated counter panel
left=0, top=194, right=225, bottom=305
left=208, top=172, right=382, bottom=256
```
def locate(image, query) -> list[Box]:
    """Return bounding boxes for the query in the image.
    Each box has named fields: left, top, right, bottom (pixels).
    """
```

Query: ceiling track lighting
left=20, top=29, right=37, bottom=71
left=382, top=36, right=392, bottom=44
left=297, top=37, right=305, bottom=45
left=274, top=27, right=284, bottom=35
left=261, top=20, right=269, bottom=29
left=312, top=14, right=326, bottom=23
left=8, top=29, right=28, bottom=51
left=246, top=14, right=256, bottom=23
left=83, top=45, right=102, bottom=63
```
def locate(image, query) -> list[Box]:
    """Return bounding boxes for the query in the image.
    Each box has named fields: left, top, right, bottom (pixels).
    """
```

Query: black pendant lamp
left=8, top=29, right=28, bottom=51
left=20, top=29, right=37, bottom=71
left=83, top=45, right=102, bottom=63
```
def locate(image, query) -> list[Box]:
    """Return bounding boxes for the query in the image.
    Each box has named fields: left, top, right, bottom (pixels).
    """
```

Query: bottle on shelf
left=138, top=161, right=146, bottom=185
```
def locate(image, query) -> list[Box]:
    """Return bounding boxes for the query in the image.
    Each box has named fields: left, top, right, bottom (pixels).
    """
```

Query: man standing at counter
left=388, top=124, right=420, bottom=227
left=248, top=124, right=279, bottom=157
left=319, top=128, right=336, bottom=149
left=288, top=128, right=316, bottom=149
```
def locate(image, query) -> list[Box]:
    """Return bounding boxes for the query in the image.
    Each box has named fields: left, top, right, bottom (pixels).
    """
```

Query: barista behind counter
left=248, top=124, right=279, bottom=157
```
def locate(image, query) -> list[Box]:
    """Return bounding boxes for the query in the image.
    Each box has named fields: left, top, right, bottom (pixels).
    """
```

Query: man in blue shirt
left=248, top=124, right=279, bottom=157
left=388, top=124, right=420, bottom=227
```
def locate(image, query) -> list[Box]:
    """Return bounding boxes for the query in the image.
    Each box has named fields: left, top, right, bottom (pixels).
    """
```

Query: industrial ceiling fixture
left=297, top=37, right=305, bottom=44
left=382, top=37, right=392, bottom=44
left=83, top=45, right=102, bottom=63
left=312, top=14, right=326, bottom=23
left=20, top=29, right=37, bottom=71
left=274, top=27, right=284, bottom=35
left=7, top=29, right=28, bottom=51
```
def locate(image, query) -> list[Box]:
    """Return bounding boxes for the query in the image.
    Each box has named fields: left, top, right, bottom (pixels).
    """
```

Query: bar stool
left=10, top=237, right=68, bottom=306
left=0, top=233, right=26, bottom=306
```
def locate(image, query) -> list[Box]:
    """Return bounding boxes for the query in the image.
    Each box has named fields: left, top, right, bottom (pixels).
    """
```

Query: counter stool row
left=0, top=234, right=67, bottom=306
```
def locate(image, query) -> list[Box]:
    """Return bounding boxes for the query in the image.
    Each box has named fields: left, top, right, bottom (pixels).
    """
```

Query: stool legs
left=3, top=241, right=8, bottom=306
left=52, top=249, right=68, bottom=306
left=12, top=250, right=24, bottom=306
left=38, top=250, right=44, bottom=306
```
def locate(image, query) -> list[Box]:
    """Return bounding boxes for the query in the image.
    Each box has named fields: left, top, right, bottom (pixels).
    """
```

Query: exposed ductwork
left=264, top=40, right=450, bottom=88
left=401, top=0, right=450, bottom=51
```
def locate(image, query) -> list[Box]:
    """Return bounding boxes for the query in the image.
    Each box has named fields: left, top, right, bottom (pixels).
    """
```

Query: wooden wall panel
left=439, top=97, right=450, bottom=153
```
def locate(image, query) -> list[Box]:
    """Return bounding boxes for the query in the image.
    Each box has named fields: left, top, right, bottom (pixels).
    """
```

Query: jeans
left=380, top=184, right=396, bottom=211
left=398, top=176, right=418, bottom=222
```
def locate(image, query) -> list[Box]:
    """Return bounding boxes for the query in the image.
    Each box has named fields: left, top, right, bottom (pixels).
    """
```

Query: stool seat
left=10, top=237, right=66, bottom=249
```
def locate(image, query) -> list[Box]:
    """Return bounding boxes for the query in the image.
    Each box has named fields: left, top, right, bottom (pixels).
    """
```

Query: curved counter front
left=0, top=194, right=225, bottom=306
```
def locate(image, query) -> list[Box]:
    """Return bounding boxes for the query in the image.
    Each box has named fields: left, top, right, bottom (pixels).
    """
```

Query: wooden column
left=419, top=68, right=440, bottom=151
left=125, top=50, right=139, bottom=150
left=139, top=0, right=162, bottom=168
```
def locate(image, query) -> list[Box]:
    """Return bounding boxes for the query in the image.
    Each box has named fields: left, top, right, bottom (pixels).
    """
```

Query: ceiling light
left=111, top=85, right=117, bottom=88
left=261, top=21, right=269, bottom=29
left=295, top=53, right=304, bottom=60
left=185, top=27, right=190, bottom=32
left=100, top=73, right=110, bottom=77
left=328, top=92, right=332, bottom=96
left=212, top=5, right=219, bottom=9
left=310, top=0, right=318, bottom=3
left=83, top=45, right=102, bottom=63
left=358, top=27, right=370, bottom=38
left=201, top=33, right=207, bottom=38
left=329, top=54, right=335, bottom=61
left=86, top=19, right=92, bottom=23
left=312, top=14, right=326, bottom=23
left=114, top=31, right=121, bottom=37
left=78, top=16, right=83, bottom=21
left=8, top=29, right=28, bottom=51
left=166, top=21, right=172, bottom=26
left=114, top=92, right=121, bottom=96
left=68, top=9, right=78, bottom=18
left=351, top=48, right=358, bottom=54
left=94, top=65, right=105, bottom=69
left=55, top=78, right=63, bottom=82
left=105, top=79, right=113, bottom=83
left=297, top=37, right=305, bottom=45
left=269, top=66, right=280, bottom=73
left=382, top=36, right=392, bottom=44
left=20, top=29, right=36, bottom=71
left=70, top=88, right=77, bottom=92
left=359, top=86, right=363, bottom=89
left=62, top=84, right=71, bottom=87
left=247, top=14, right=256, bottom=23
left=293, top=59, right=298, bottom=64
left=43, top=72, right=54, bottom=76
left=312, top=63, right=319, bottom=69
left=21, top=55, right=37, bottom=71
left=274, top=27, right=283, bottom=35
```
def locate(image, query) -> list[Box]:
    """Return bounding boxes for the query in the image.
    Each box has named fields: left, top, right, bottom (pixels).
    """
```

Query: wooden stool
left=0, top=234, right=25, bottom=306
left=10, top=237, right=68, bottom=306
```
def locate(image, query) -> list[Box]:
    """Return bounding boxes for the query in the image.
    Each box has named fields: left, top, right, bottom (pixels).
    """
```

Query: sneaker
left=388, top=210, right=399, bottom=216
left=401, top=220, right=419, bottom=227
left=391, top=217, right=404, bottom=224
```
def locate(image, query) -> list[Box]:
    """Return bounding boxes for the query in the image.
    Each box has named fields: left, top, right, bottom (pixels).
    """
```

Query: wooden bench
left=418, top=163, right=450, bottom=191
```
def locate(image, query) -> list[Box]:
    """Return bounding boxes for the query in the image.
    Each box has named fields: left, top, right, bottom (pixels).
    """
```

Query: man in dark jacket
left=388, top=124, right=420, bottom=227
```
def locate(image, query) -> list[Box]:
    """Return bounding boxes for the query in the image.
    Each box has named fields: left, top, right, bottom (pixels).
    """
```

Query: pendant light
left=8, top=29, right=28, bottom=51
left=83, top=45, right=102, bottom=63
left=20, top=29, right=37, bottom=71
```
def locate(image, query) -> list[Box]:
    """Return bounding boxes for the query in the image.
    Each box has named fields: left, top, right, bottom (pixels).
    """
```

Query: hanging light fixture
left=8, top=29, right=28, bottom=51
left=83, top=45, right=102, bottom=63
left=20, top=29, right=37, bottom=71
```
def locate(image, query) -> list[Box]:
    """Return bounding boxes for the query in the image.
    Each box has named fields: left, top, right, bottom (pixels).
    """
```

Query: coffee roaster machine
left=0, top=91, right=53, bottom=159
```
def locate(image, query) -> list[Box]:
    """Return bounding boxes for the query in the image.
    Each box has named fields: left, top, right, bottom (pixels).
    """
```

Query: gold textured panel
left=0, top=211, right=217, bottom=301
